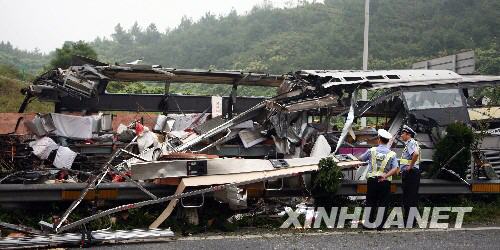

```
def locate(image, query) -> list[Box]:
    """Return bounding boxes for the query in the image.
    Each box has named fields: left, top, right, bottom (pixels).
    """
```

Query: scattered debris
left=0, top=58, right=499, bottom=243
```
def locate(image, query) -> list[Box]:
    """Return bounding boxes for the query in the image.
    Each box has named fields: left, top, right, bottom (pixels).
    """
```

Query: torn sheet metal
left=115, top=145, right=161, bottom=171
left=286, top=113, right=307, bottom=144
left=100, top=114, right=113, bottom=132
left=276, top=95, right=338, bottom=113
left=24, top=116, right=47, bottom=137
left=196, top=129, right=238, bottom=153
left=355, top=88, right=401, bottom=117
left=193, top=116, right=226, bottom=134
left=231, top=120, right=254, bottom=129
left=214, top=185, right=248, bottom=210
left=154, top=114, right=174, bottom=132
left=178, top=158, right=358, bottom=187
left=168, top=114, right=198, bottom=131
left=103, top=66, right=283, bottom=86
left=272, top=135, right=291, bottom=155
left=31, top=65, right=108, bottom=99
left=0, top=221, right=44, bottom=236
left=174, top=101, right=266, bottom=152
left=270, top=112, right=289, bottom=138
left=239, top=128, right=266, bottom=148
left=40, top=114, right=56, bottom=133
left=167, top=113, right=209, bottom=132
left=334, top=92, right=357, bottom=154
left=370, top=72, right=500, bottom=90
left=295, top=69, right=500, bottom=92
left=91, top=114, right=101, bottom=133
left=310, top=135, right=331, bottom=158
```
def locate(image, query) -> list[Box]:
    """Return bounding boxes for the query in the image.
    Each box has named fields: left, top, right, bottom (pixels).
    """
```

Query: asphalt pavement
left=94, top=227, right=500, bottom=250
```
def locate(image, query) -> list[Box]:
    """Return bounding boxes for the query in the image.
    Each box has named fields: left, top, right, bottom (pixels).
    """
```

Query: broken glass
left=403, top=89, right=464, bottom=110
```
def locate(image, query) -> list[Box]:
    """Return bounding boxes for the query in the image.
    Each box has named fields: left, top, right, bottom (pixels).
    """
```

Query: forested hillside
left=0, top=42, right=49, bottom=76
left=0, top=0, right=499, bottom=98
left=91, top=0, right=499, bottom=73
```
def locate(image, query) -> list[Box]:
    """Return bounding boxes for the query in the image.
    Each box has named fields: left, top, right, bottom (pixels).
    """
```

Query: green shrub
left=314, top=157, right=343, bottom=194
left=430, top=123, right=474, bottom=180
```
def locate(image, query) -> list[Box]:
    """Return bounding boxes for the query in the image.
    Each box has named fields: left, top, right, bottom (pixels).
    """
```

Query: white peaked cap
left=402, top=125, right=417, bottom=136
left=377, top=129, right=393, bottom=139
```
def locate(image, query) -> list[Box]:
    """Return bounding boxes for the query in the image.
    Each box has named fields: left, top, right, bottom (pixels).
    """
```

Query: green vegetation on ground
left=0, top=64, right=53, bottom=113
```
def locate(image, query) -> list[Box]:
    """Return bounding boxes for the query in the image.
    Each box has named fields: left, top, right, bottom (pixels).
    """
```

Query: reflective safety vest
left=399, top=139, right=421, bottom=166
left=367, top=147, right=396, bottom=181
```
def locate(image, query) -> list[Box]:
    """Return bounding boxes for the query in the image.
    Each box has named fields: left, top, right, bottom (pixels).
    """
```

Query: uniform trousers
left=366, top=177, right=391, bottom=229
left=402, top=168, right=421, bottom=227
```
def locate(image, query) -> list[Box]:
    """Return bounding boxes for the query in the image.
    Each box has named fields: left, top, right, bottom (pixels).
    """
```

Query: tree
left=111, top=23, right=132, bottom=44
left=475, top=42, right=500, bottom=105
left=144, top=23, right=161, bottom=43
left=49, top=41, right=98, bottom=69
left=130, top=21, right=142, bottom=42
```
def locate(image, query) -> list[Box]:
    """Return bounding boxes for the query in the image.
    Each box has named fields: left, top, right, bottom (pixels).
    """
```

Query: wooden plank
left=149, top=182, right=186, bottom=229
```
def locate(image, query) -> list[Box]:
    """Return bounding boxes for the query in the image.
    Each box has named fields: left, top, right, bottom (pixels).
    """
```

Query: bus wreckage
left=0, top=56, right=499, bottom=237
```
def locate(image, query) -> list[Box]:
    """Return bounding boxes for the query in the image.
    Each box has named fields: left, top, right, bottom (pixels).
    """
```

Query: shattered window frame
left=402, top=88, right=465, bottom=111
left=400, top=86, right=471, bottom=127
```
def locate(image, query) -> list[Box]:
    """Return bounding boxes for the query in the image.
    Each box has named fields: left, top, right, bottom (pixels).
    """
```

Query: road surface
left=94, top=227, right=500, bottom=249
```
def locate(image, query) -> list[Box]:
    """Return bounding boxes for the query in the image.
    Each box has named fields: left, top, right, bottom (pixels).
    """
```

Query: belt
left=400, top=159, right=420, bottom=165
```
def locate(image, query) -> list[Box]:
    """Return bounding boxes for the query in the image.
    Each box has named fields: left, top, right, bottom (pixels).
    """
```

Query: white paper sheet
left=51, top=113, right=93, bottom=139
left=53, top=146, right=77, bottom=169
left=29, top=136, right=59, bottom=160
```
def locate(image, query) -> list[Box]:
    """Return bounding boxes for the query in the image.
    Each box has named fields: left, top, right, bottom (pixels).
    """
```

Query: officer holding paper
left=360, top=129, right=399, bottom=230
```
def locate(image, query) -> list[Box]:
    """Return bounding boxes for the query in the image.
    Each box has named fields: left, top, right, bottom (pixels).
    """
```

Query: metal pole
left=363, top=0, right=370, bottom=71
left=361, top=0, right=369, bottom=128
left=53, top=136, right=138, bottom=231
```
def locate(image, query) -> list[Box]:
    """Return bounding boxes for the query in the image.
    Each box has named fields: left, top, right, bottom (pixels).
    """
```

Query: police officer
left=399, top=125, right=421, bottom=227
left=360, top=129, right=399, bottom=230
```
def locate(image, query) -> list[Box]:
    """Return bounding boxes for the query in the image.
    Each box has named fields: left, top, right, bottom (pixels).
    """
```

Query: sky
left=0, top=0, right=308, bottom=54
